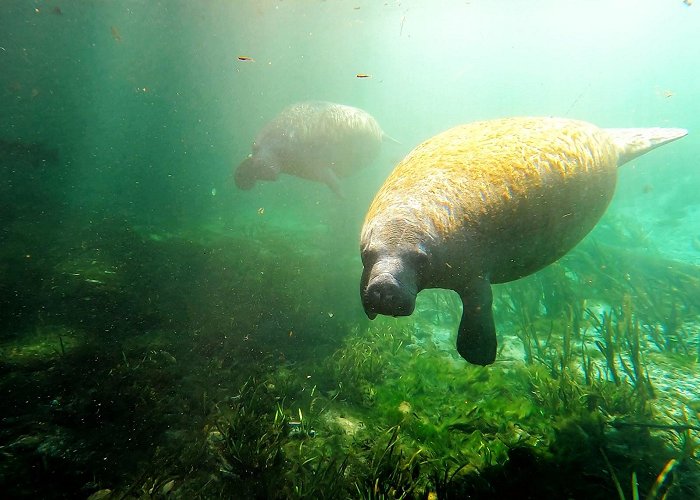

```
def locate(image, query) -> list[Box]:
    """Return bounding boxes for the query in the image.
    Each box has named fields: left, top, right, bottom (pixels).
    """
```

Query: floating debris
left=692, top=236, right=700, bottom=251
left=110, top=26, right=122, bottom=42
left=288, top=420, right=302, bottom=434
left=288, top=420, right=316, bottom=438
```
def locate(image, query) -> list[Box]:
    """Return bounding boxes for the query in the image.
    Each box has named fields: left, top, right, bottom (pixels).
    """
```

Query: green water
left=1, top=1, right=699, bottom=498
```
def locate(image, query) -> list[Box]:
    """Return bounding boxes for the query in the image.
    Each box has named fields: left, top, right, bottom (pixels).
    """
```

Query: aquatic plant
left=209, top=377, right=288, bottom=495
left=591, top=309, right=622, bottom=386
left=603, top=450, right=678, bottom=500
left=4, top=198, right=700, bottom=499
left=494, top=278, right=544, bottom=364
left=285, top=450, right=350, bottom=498
left=318, top=322, right=413, bottom=406
left=354, top=425, right=429, bottom=499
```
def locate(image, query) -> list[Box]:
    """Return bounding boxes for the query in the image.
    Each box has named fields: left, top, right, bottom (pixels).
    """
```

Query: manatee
left=234, top=101, right=387, bottom=196
left=359, top=117, right=687, bottom=366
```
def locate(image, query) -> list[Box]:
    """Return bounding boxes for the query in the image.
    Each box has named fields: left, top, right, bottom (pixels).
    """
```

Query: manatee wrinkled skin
left=360, top=117, right=687, bottom=366
left=234, top=101, right=385, bottom=196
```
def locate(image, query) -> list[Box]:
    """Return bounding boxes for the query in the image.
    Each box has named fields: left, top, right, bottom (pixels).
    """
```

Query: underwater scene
left=1, top=1, right=699, bottom=498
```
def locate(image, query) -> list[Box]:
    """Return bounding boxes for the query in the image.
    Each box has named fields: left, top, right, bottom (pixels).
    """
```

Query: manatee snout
left=234, top=155, right=280, bottom=190
left=361, top=272, right=417, bottom=319
left=234, top=156, right=259, bottom=190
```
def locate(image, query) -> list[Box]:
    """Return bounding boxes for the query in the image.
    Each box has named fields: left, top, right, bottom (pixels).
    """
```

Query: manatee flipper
left=381, top=132, right=402, bottom=145
left=317, top=167, right=345, bottom=198
left=456, top=279, right=497, bottom=366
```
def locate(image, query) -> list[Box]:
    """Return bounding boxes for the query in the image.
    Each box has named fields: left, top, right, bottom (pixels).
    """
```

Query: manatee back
left=364, top=117, right=619, bottom=285
left=254, top=101, right=383, bottom=181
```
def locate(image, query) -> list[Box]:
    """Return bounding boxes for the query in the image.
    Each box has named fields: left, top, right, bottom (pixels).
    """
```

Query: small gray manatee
left=234, top=101, right=387, bottom=196
left=359, top=116, right=687, bottom=366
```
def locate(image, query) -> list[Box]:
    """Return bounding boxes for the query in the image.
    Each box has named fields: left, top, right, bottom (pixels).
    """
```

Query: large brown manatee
left=360, top=117, right=687, bottom=366
left=234, top=101, right=386, bottom=196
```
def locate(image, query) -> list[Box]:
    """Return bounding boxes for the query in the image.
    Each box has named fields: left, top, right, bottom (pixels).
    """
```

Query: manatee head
left=234, top=149, right=281, bottom=190
left=360, top=240, right=429, bottom=320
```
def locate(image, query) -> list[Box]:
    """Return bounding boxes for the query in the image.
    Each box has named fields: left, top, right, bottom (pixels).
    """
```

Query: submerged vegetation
left=1, top=211, right=700, bottom=499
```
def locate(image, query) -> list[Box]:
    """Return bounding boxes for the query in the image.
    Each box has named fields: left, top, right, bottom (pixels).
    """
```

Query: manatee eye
left=411, top=248, right=429, bottom=273
left=361, top=247, right=377, bottom=267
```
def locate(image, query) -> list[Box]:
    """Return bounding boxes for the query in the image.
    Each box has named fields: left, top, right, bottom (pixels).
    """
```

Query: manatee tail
left=605, top=127, right=687, bottom=166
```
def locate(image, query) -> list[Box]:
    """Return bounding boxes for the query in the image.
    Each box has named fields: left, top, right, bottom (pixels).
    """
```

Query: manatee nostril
left=368, top=283, right=393, bottom=304
left=364, top=276, right=412, bottom=316
left=371, top=287, right=394, bottom=307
